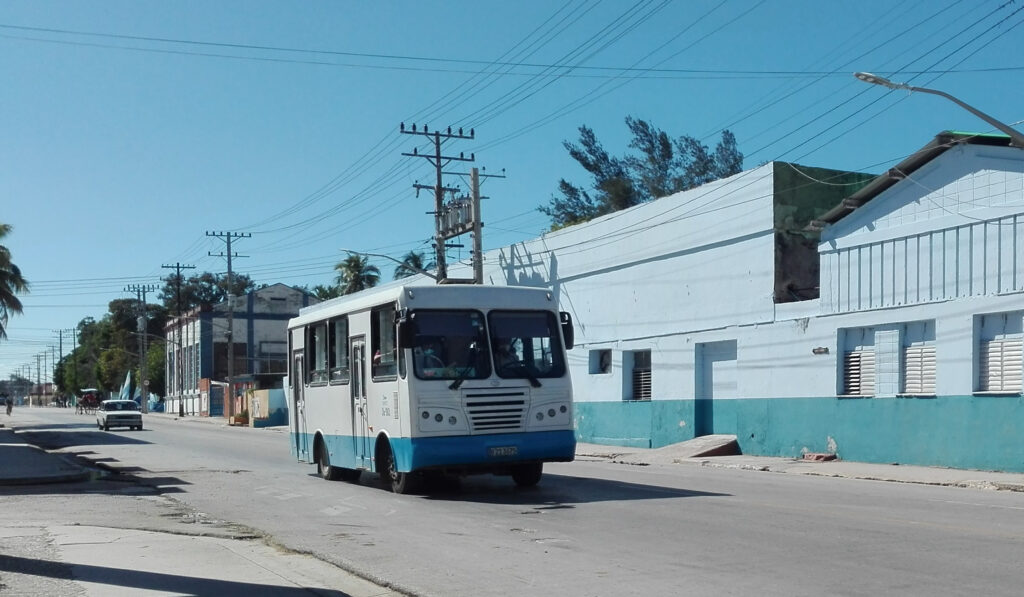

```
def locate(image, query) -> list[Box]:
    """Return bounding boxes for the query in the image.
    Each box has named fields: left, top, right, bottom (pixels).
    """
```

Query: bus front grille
left=464, top=391, right=527, bottom=433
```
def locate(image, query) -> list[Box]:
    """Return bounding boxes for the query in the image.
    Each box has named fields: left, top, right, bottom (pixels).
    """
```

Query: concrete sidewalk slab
left=48, top=525, right=402, bottom=597
left=0, top=425, right=90, bottom=485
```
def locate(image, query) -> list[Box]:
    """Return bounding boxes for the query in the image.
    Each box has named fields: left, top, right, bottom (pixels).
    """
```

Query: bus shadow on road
left=13, top=428, right=151, bottom=450
left=423, top=472, right=729, bottom=504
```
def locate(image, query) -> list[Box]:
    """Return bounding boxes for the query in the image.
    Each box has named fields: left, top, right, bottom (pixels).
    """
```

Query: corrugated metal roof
left=807, top=131, right=1015, bottom=230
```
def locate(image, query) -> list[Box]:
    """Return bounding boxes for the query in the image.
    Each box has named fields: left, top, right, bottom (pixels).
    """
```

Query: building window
left=841, top=328, right=875, bottom=396
left=589, top=349, right=612, bottom=374
left=307, top=322, right=328, bottom=384
left=371, top=304, right=398, bottom=379
left=977, top=312, right=1023, bottom=394
left=901, top=321, right=936, bottom=396
left=329, top=317, right=349, bottom=383
left=628, top=350, right=652, bottom=401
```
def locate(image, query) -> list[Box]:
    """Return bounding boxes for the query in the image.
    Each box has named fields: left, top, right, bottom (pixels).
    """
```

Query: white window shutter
left=843, top=350, right=875, bottom=396
left=980, top=339, right=1023, bottom=392
left=903, top=345, right=936, bottom=394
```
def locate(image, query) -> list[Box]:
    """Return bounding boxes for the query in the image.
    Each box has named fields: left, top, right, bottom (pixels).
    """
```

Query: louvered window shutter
left=843, top=350, right=875, bottom=396
left=902, top=345, right=936, bottom=394
left=980, top=339, right=1023, bottom=392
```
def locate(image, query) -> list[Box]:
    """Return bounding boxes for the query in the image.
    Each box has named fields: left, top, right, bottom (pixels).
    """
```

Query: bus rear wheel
left=511, top=462, right=543, bottom=487
left=317, top=441, right=341, bottom=481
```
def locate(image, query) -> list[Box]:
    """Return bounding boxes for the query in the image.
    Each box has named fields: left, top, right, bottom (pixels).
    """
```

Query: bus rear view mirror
left=560, top=311, right=574, bottom=350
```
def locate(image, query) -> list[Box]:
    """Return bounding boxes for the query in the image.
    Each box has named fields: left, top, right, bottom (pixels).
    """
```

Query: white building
left=453, top=131, right=1024, bottom=472
left=164, top=283, right=317, bottom=417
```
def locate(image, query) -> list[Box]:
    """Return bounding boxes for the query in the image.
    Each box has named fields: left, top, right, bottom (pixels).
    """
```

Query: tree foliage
left=335, top=255, right=380, bottom=295
left=0, top=222, right=29, bottom=340
left=159, top=271, right=258, bottom=313
left=393, top=250, right=435, bottom=280
left=540, top=118, right=743, bottom=229
left=56, top=300, right=168, bottom=395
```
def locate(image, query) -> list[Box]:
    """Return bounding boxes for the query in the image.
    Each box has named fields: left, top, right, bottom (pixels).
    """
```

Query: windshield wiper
left=498, top=359, right=542, bottom=388
left=448, top=342, right=480, bottom=390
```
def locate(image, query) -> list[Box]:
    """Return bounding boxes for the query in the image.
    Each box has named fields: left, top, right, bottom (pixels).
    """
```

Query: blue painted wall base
left=574, top=396, right=1024, bottom=473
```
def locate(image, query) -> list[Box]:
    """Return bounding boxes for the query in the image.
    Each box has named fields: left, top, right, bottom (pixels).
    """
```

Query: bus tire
left=380, top=442, right=413, bottom=494
left=317, top=441, right=341, bottom=481
left=511, top=462, right=543, bottom=487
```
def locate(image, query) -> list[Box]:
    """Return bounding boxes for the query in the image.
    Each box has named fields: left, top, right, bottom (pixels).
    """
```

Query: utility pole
left=66, top=328, right=77, bottom=397
left=125, top=283, right=160, bottom=413
left=207, top=231, right=250, bottom=418
left=400, top=123, right=475, bottom=283
left=162, top=262, right=195, bottom=417
left=52, top=328, right=71, bottom=396
left=440, top=166, right=505, bottom=284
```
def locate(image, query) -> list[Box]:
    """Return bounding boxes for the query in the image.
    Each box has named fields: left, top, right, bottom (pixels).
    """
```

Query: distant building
left=164, top=283, right=317, bottom=418
left=444, top=131, right=1024, bottom=472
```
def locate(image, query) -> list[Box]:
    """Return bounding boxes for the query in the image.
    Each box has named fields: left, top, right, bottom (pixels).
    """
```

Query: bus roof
left=288, top=283, right=558, bottom=329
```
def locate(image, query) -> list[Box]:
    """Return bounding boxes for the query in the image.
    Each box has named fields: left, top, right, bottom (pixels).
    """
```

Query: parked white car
left=96, top=400, right=143, bottom=431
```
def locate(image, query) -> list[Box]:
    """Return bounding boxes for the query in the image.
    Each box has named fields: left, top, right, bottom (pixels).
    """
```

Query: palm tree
left=393, top=250, right=436, bottom=280
left=310, top=284, right=342, bottom=301
left=334, top=255, right=380, bottom=295
left=0, top=223, right=29, bottom=340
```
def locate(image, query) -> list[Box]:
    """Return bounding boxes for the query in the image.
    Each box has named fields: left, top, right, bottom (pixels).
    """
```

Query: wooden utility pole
left=125, top=283, right=159, bottom=413
left=206, top=231, right=250, bottom=418
left=162, top=262, right=195, bottom=417
left=400, top=123, right=474, bottom=283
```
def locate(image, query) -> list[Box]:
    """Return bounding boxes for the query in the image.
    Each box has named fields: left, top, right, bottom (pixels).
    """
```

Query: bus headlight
left=435, top=413, right=443, bottom=422
left=422, top=411, right=430, bottom=419
left=548, top=408, right=556, bottom=418
left=536, top=412, right=544, bottom=421
left=449, top=416, right=457, bottom=425
left=560, top=405, right=567, bottom=413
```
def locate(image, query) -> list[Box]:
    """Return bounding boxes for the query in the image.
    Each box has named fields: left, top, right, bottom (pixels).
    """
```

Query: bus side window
left=308, top=322, right=328, bottom=383
left=330, top=316, right=349, bottom=383
left=371, top=304, right=398, bottom=378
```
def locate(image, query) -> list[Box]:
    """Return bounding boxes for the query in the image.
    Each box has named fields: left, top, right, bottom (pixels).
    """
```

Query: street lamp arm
left=854, top=72, right=1024, bottom=148
left=339, top=248, right=439, bottom=281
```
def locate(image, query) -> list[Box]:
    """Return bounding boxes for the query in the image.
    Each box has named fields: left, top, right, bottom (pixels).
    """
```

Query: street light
left=854, top=72, right=1024, bottom=148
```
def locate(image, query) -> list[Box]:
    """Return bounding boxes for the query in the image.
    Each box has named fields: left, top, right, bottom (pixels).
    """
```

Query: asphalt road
left=14, top=408, right=1024, bottom=597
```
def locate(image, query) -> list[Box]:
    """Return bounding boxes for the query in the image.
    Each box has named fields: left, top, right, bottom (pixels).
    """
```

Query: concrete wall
left=443, top=152, right=1024, bottom=471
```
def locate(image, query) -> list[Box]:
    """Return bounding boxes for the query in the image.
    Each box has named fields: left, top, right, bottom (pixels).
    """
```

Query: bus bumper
left=393, top=430, right=576, bottom=473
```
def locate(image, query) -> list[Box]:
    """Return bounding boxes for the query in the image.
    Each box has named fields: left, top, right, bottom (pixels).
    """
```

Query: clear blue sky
left=2, top=0, right=1023, bottom=381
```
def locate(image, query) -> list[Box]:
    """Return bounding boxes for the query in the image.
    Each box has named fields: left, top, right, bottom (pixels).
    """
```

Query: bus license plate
left=489, top=446, right=518, bottom=457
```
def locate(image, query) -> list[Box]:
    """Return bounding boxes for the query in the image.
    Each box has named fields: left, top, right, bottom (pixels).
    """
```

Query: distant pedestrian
left=4, top=395, right=12, bottom=416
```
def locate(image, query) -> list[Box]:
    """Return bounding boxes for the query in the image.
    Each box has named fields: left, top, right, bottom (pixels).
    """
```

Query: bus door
left=350, top=337, right=371, bottom=468
left=292, top=353, right=309, bottom=461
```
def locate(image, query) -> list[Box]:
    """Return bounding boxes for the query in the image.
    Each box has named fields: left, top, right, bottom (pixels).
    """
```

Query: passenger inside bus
left=494, top=338, right=519, bottom=370
left=414, top=338, right=446, bottom=375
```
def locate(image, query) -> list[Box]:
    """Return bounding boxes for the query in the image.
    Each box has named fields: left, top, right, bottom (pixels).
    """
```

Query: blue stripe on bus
left=395, top=430, right=576, bottom=471
left=295, top=430, right=576, bottom=473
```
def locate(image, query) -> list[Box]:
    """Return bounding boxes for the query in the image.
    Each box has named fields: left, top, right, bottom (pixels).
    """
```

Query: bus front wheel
left=379, top=442, right=412, bottom=494
left=317, top=441, right=341, bottom=481
left=511, top=462, right=543, bottom=487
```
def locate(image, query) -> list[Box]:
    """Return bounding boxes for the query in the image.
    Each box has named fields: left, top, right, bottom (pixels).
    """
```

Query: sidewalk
left=574, top=438, right=1024, bottom=492
left=0, top=414, right=402, bottom=597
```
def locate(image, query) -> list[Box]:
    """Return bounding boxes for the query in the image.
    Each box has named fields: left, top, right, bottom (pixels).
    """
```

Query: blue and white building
left=454, top=131, right=1024, bottom=472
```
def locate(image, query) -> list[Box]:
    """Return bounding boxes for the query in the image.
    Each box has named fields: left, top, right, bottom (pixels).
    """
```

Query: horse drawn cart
left=77, top=389, right=102, bottom=415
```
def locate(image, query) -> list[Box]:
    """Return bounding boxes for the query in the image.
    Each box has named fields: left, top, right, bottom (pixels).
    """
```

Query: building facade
left=450, top=132, right=1024, bottom=472
left=164, top=283, right=316, bottom=417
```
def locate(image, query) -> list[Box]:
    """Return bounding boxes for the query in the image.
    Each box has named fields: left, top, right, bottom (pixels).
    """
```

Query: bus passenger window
left=330, top=317, right=349, bottom=383
left=371, top=304, right=398, bottom=378
left=308, top=322, right=329, bottom=383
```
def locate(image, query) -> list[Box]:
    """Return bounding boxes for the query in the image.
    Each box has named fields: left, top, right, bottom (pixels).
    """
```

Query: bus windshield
left=488, top=310, right=566, bottom=379
left=410, top=309, right=491, bottom=381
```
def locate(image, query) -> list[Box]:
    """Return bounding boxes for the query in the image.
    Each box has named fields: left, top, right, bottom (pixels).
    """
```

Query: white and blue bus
left=286, top=283, right=576, bottom=493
